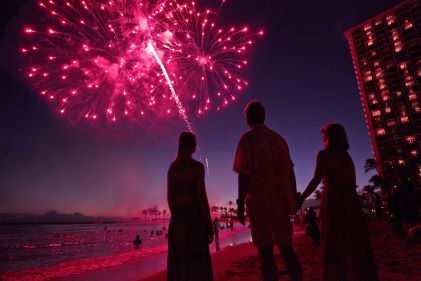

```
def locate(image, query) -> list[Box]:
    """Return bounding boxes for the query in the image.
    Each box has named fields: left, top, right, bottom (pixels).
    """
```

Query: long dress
left=315, top=149, right=379, bottom=281
left=167, top=158, right=214, bottom=281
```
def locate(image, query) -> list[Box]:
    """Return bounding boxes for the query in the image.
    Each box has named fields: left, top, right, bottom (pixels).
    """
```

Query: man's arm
left=290, top=167, right=297, bottom=194
left=299, top=151, right=324, bottom=204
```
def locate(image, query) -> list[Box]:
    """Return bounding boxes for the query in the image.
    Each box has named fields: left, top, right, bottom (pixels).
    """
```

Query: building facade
left=345, top=0, right=421, bottom=191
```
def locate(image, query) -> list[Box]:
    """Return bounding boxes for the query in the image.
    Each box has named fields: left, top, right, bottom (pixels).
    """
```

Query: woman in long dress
left=167, top=132, right=214, bottom=281
left=299, top=124, right=379, bottom=281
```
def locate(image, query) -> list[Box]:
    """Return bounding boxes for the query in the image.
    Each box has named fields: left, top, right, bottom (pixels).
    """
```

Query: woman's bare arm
left=301, top=151, right=324, bottom=201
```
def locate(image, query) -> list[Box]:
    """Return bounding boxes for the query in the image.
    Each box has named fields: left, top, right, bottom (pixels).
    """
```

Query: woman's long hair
left=322, top=123, right=350, bottom=151
left=176, top=132, right=197, bottom=161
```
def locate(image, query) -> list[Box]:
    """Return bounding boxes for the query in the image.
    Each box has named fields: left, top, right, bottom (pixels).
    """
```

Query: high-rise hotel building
left=345, top=0, right=421, bottom=189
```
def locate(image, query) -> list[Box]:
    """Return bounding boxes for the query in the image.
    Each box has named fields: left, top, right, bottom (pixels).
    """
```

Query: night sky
left=0, top=0, right=403, bottom=217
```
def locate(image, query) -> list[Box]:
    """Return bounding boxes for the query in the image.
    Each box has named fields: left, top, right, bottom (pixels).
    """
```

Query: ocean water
left=0, top=221, right=169, bottom=272
left=0, top=221, right=252, bottom=281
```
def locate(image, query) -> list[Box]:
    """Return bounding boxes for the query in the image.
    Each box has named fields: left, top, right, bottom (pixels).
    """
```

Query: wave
left=0, top=244, right=168, bottom=281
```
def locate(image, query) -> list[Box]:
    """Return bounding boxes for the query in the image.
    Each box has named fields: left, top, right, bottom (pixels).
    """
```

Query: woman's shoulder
left=168, top=158, right=204, bottom=172
left=168, top=160, right=183, bottom=175
left=317, top=149, right=329, bottom=158
left=191, top=159, right=205, bottom=171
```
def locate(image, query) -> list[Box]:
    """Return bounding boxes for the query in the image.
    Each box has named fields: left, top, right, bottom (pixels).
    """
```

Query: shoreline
left=0, top=224, right=253, bottom=281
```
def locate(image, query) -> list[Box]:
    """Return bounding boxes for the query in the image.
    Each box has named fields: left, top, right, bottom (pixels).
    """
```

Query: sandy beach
left=142, top=222, right=421, bottom=281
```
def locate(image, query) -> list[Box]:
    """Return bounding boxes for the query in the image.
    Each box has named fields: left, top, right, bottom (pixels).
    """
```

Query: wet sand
left=142, top=222, right=421, bottom=281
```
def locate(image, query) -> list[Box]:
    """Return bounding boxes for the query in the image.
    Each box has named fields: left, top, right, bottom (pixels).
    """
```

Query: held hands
left=208, top=223, right=214, bottom=244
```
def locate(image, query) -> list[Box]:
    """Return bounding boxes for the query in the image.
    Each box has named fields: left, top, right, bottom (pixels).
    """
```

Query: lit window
left=401, top=116, right=409, bottom=123
left=414, top=106, right=420, bottom=113
left=398, top=159, right=405, bottom=165
left=385, top=107, right=391, bottom=113
left=367, top=40, right=374, bottom=46
left=404, top=20, right=413, bottom=29
left=387, top=120, right=396, bottom=127
left=395, top=91, right=402, bottom=97
left=406, top=136, right=416, bottom=143
left=386, top=15, right=396, bottom=25
left=372, top=110, right=381, bottom=117
left=364, top=25, right=372, bottom=31
left=376, top=129, right=386, bottom=135
left=410, top=150, right=418, bottom=157
left=409, top=94, right=417, bottom=101
left=368, top=93, right=376, bottom=100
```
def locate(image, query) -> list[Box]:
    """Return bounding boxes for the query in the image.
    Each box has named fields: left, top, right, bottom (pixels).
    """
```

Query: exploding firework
left=153, top=1, right=263, bottom=114
left=20, top=0, right=262, bottom=124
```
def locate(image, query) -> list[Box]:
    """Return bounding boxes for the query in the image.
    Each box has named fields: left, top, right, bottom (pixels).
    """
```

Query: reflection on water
left=0, top=222, right=169, bottom=273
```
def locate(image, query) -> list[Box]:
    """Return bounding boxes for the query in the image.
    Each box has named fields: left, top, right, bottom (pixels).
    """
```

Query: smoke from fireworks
left=20, top=0, right=263, bottom=124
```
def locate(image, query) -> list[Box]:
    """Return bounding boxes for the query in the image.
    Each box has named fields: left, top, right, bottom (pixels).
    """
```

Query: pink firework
left=20, top=0, right=262, bottom=123
left=158, top=1, right=263, bottom=114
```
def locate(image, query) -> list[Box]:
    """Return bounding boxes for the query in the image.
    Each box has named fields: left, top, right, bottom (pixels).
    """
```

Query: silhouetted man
left=233, top=100, right=302, bottom=281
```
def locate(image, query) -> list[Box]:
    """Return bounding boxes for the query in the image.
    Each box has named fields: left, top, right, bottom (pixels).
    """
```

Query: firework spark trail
left=146, top=41, right=193, bottom=132
left=147, top=41, right=211, bottom=176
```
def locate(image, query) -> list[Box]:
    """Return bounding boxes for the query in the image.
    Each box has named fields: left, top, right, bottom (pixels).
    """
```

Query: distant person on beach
left=299, top=123, right=379, bottom=281
left=234, top=100, right=303, bottom=281
left=167, top=132, right=214, bottom=281
left=133, top=235, right=142, bottom=249
left=213, top=217, right=221, bottom=251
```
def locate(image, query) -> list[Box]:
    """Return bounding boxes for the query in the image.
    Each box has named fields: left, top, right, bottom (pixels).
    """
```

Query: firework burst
left=20, top=0, right=263, bottom=124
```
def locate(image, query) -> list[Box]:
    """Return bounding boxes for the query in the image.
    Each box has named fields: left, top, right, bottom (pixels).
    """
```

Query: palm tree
left=227, top=201, right=233, bottom=217
left=314, top=189, right=322, bottom=200
left=364, top=158, right=378, bottom=173
left=363, top=184, right=375, bottom=194
left=142, top=209, right=148, bottom=220
left=369, top=175, right=383, bottom=191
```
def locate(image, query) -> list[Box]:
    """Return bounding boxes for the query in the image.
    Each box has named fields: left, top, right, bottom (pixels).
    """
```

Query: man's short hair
left=244, top=100, right=265, bottom=125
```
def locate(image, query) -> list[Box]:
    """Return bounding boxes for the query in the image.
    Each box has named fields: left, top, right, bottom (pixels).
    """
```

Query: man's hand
left=208, top=230, right=214, bottom=244
left=237, top=204, right=246, bottom=226
left=207, top=223, right=214, bottom=244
